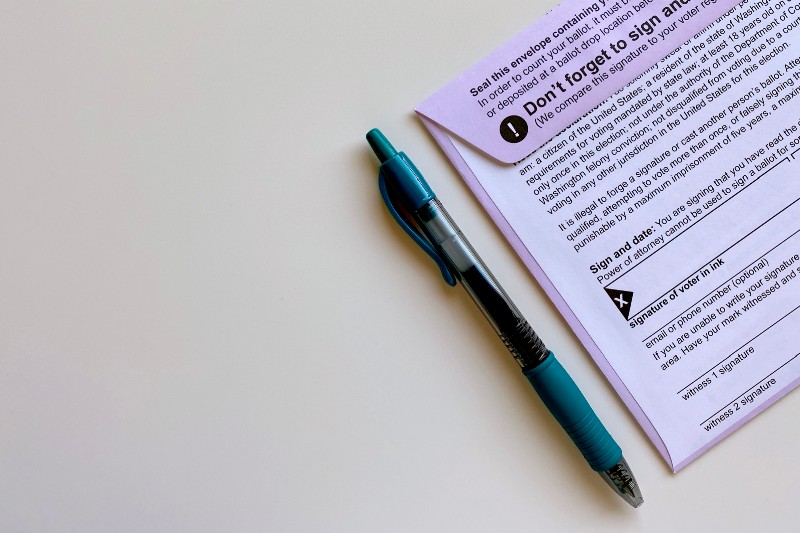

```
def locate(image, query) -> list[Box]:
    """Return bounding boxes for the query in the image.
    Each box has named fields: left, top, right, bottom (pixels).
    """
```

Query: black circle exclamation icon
left=500, top=115, right=528, bottom=143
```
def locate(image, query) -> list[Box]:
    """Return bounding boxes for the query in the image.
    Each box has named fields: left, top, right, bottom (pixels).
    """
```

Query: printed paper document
left=418, top=0, right=800, bottom=470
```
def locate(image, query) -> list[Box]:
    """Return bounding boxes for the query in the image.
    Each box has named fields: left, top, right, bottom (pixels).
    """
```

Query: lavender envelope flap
left=415, top=0, right=741, bottom=164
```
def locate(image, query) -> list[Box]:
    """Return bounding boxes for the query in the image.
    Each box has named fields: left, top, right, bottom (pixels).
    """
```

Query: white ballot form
left=418, top=0, right=800, bottom=470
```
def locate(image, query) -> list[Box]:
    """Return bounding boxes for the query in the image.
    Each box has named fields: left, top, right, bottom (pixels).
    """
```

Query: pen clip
left=378, top=169, right=456, bottom=287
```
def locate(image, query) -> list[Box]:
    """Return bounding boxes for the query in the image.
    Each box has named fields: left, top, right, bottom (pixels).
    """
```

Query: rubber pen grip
left=523, top=352, right=622, bottom=472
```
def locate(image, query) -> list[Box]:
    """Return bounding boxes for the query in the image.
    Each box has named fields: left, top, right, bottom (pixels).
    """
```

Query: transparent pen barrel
left=414, top=200, right=548, bottom=369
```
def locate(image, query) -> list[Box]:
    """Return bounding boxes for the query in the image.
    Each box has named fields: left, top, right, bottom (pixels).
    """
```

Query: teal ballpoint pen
left=367, top=128, right=643, bottom=507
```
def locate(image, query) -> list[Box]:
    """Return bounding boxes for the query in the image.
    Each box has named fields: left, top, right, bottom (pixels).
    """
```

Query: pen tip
left=599, top=457, right=644, bottom=508
left=366, top=128, right=397, bottom=163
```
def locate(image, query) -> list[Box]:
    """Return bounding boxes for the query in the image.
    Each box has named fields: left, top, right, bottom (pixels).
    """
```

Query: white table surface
left=1, top=1, right=797, bottom=531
